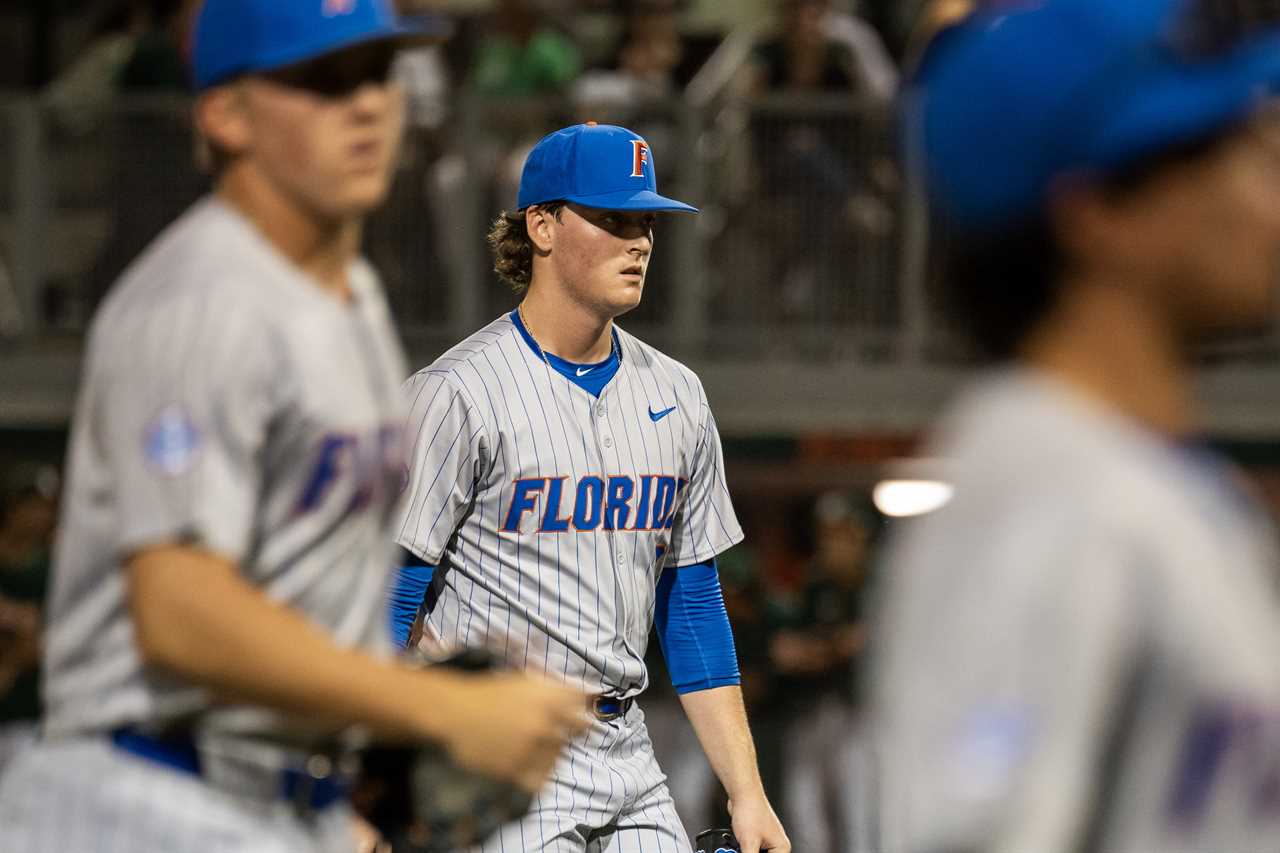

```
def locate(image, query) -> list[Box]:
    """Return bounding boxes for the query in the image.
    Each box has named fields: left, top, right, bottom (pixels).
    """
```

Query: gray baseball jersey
left=394, top=311, right=743, bottom=697
left=42, top=195, right=407, bottom=745
left=874, top=370, right=1280, bottom=853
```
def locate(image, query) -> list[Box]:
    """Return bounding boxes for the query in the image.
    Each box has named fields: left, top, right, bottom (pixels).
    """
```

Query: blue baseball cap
left=193, top=0, right=447, bottom=92
left=915, top=0, right=1280, bottom=233
left=516, top=123, right=698, bottom=213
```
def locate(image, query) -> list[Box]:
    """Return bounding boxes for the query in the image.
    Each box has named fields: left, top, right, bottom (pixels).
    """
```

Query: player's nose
left=629, top=227, right=653, bottom=255
left=347, top=79, right=397, bottom=120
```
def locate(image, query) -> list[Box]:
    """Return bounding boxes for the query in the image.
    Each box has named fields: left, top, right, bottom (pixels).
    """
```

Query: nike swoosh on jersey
left=649, top=405, right=677, bottom=422
left=576, top=366, right=595, bottom=376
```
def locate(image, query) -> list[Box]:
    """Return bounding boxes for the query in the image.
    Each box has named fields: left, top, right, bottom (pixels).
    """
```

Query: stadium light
left=873, top=459, right=954, bottom=518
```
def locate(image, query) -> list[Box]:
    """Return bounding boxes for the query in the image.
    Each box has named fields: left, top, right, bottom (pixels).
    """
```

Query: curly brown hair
left=486, top=202, right=565, bottom=293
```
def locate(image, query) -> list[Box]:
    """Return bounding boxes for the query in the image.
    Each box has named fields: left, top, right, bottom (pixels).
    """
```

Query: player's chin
left=608, top=285, right=644, bottom=317
left=328, top=177, right=395, bottom=218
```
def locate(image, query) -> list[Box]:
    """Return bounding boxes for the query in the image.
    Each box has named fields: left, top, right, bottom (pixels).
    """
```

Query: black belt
left=110, top=728, right=349, bottom=812
left=592, top=696, right=633, bottom=721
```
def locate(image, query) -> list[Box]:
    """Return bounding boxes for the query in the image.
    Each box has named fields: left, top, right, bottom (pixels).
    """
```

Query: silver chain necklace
left=517, top=301, right=557, bottom=375
left=517, top=301, right=617, bottom=377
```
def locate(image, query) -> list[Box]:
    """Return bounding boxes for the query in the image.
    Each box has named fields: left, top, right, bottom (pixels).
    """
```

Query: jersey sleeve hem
left=668, top=529, right=745, bottom=568
left=392, top=533, right=445, bottom=567
left=116, top=524, right=249, bottom=568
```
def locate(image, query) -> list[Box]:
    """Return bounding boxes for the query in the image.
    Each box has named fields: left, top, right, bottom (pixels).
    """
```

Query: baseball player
left=875, top=1, right=1280, bottom=852
left=0, top=2, right=588, bottom=851
left=390, top=123, right=790, bottom=852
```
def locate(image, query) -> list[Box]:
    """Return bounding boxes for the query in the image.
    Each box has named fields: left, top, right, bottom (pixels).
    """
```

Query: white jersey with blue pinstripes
left=395, top=312, right=742, bottom=696
left=41, top=197, right=407, bottom=743
left=875, top=372, right=1280, bottom=853
left=0, top=196, right=405, bottom=853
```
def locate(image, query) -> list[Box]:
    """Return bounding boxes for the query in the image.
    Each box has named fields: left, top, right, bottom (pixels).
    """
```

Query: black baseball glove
left=696, top=828, right=742, bottom=853
left=354, top=648, right=534, bottom=852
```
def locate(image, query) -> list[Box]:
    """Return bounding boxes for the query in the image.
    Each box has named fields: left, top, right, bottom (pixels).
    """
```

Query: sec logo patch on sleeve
left=143, top=404, right=203, bottom=476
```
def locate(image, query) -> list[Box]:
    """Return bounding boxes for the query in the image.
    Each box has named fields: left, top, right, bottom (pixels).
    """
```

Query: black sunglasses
left=259, top=41, right=399, bottom=98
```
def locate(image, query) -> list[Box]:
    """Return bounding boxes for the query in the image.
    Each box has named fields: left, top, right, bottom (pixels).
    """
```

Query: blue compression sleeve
left=654, top=558, right=741, bottom=694
left=388, top=549, right=435, bottom=649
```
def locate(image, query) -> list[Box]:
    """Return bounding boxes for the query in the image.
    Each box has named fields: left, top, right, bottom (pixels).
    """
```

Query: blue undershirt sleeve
left=653, top=557, right=741, bottom=694
left=388, top=548, right=435, bottom=649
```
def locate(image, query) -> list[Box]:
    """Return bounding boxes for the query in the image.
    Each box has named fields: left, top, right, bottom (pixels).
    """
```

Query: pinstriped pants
left=474, top=701, right=693, bottom=853
left=0, top=719, right=37, bottom=777
left=0, top=736, right=359, bottom=853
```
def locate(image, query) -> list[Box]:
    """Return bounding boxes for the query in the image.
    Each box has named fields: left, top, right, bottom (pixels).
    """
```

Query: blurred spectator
left=574, top=0, right=701, bottom=116
left=365, top=0, right=454, bottom=324
left=396, top=43, right=450, bottom=129
left=116, top=0, right=199, bottom=92
left=768, top=491, right=878, bottom=853
left=751, top=0, right=896, bottom=100
left=571, top=0, right=704, bottom=323
left=451, top=1, right=584, bottom=316
left=855, top=0, right=919, bottom=61
left=468, top=0, right=581, bottom=98
left=0, top=464, right=58, bottom=774
left=46, top=0, right=196, bottom=130
left=714, top=0, right=899, bottom=336
left=78, top=0, right=207, bottom=321
left=44, top=2, right=149, bottom=135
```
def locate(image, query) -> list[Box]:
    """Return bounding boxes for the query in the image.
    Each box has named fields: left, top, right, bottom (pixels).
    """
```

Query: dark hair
left=938, top=129, right=1234, bottom=360
left=486, top=202, right=566, bottom=292
left=937, top=214, right=1062, bottom=361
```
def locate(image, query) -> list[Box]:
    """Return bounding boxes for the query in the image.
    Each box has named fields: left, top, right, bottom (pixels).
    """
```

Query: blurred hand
left=729, top=792, right=791, bottom=853
left=436, top=671, right=590, bottom=793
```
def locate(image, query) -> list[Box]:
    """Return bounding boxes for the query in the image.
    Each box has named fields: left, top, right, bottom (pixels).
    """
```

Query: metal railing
left=0, top=92, right=915, bottom=357
left=1, top=90, right=1278, bottom=371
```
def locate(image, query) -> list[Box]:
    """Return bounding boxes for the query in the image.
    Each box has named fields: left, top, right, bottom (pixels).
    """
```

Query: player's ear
left=525, top=206, right=557, bottom=255
left=194, top=84, right=253, bottom=160
left=1048, top=172, right=1129, bottom=273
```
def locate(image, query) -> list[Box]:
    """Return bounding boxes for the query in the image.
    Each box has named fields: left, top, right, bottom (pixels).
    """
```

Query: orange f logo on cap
left=631, top=140, right=650, bottom=178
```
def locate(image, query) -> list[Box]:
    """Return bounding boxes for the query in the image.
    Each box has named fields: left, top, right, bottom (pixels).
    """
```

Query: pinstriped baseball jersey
left=40, top=196, right=407, bottom=744
left=395, top=311, right=743, bottom=696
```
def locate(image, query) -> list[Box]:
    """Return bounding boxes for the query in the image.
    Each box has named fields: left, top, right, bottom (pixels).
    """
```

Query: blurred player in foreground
left=0, top=2, right=587, bottom=851
left=390, top=123, right=789, bottom=851
left=875, top=1, right=1280, bottom=851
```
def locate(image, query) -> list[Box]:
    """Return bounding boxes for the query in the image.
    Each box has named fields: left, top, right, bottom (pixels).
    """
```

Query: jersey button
left=602, top=435, right=613, bottom=448
left=617, top=551, right=625, bottom=565
left=596, top=403, right=606, bottom=418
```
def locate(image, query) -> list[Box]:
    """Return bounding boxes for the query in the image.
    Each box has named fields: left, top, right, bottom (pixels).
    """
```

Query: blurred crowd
left=20, top=0, right=917, bottom=97
left=0, top=463, right=57, bottom=773
left=9, top=0, right=917, bottom=340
